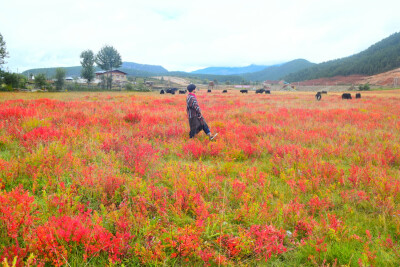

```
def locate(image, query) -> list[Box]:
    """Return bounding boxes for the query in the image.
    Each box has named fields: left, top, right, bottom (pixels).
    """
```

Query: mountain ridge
left=284, top=32, right=400, bottom=82
left=191, top=64, right=281, bottom=75
left=22, top=62, right=168, bottom=78
left=20, top=32, right=400, bottom=83
left=242, top=59, right=315, bottom=81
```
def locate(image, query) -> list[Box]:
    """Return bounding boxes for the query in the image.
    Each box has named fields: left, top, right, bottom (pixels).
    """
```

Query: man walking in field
left=186, top=84, right=218, bottom=140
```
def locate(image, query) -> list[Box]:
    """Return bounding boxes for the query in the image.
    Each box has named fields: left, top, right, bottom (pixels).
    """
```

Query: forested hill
left=121, top=62, right=168, bottom=74
left=284, top=32, right=400, bottom=82
left=242, top=59, right=315, bottom=81
left=22, top=62, right=168, bottom=78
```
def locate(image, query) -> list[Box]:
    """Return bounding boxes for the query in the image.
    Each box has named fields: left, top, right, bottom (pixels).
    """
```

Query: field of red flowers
left=0, top=90, right=399, bottom=266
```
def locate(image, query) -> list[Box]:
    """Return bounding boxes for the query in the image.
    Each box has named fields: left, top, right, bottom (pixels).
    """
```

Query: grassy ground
left=0, top=90, right=399, bottom=266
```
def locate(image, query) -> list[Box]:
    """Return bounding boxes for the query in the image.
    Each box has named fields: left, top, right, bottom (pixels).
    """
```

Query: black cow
left=321, top=91, right=327, bottom=94
left=166, top=88, right=178, bottom=94
left=207, top=89, right=212, bottom=93
left=255, top=89, right=265, bottom=94
left=265, top=90, right=271, bottom=94
left=342, top=93, right=352, bottom=99
left=240, top=90, right=248, bottom=93
left=222, top=90, right=227, bottom=93
left=160, top=89, right=165, bottom=94
left=356, top=93, right=361, bottom=99
left=179, top=90, right=186, bottom=94
left=315, top=92, right=322, bottom=101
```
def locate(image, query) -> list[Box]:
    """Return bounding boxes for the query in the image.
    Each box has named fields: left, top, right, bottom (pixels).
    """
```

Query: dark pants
left=189, top=117, right=211, bottom=138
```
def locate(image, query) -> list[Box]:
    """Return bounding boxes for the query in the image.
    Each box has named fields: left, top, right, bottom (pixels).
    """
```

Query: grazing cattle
left=342, top=93, right=352, bottom=99
left=356, top=93, right=361, bottom=99
left=255, top=89, right=265, bottom=94
left=240, top=90, right=248, bottom=93
left=166, top=88, right=178, bottom=94
left=179, top=90, right=186, bottom=94
left=321, top=91, right=327, bottom=94
left=160, top=89, right=165, bottom=94
left=222, top=90, right=227, bottom=93
left=315, top=92, right=322, bottom=101
left=207, top=89, right=212, bottom=93
left=265, top=90, right=271, bottom=94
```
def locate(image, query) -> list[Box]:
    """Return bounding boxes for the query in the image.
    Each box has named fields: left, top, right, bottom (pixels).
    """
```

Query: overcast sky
left=1, top=0, right=399, bottom=73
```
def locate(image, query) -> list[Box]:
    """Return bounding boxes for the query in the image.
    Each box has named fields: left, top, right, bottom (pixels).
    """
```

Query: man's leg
left=202, top=122, right=218, bottom=140
left=189, top=129, right=195, bottom=138
left=202, top=122, right=211, bottom=135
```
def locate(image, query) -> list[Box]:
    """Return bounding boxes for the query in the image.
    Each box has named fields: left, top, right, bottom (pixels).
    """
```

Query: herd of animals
left=159, top=87, right=362, bottom=100
left=159, top=88, right=272, bottom=95
left=315, top=91, right=361, bottom=101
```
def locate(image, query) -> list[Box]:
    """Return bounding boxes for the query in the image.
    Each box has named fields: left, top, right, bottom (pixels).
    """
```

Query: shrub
left=0, top=84, right=13, bottom=91
left=125, top=83, right=134, bottom=91
left=358, top=83, right=370, bottom=91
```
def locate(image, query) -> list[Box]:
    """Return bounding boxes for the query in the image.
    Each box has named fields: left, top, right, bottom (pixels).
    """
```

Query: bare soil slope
left=360, top=68, right=400, bottom=86
left=153, top=76, right=190, bottom=86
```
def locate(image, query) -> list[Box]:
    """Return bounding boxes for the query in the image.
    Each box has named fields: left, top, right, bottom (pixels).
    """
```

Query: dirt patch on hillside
left=153, top=76, right=190, bottom=86
left=360, top=68, right=400, bottom=86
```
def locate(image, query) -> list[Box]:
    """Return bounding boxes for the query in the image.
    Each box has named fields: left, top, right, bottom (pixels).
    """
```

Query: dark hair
left=187, top=84, right=196, bottom=92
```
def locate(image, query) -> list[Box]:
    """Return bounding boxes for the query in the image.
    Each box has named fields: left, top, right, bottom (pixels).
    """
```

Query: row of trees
left=1, top=31, right=123, bottom=91
left=0, top=34, right=257, bottom=91
left=29, top=46, right=123, bottom=91
left=80, top=46, right=122, bottom=90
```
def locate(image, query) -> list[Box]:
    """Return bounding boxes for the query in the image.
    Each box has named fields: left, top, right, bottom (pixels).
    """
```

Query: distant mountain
left=242, top=59, right=316, bottom=81
left=121, top=62, right=168, bottom=73
left=167, top=60, right=314, bottom=83
left=22, top=66, right=83, bottom=78
left=191, top=64, right=277, bottom=75
left=284, top=32, right=400, bottom=82
left=166, top=71, right=244, bottom=84
left=22, top=61, right=168, bottom=78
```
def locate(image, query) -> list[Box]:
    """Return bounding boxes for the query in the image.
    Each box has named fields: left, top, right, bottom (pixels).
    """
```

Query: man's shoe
left=209, top=133, right=218, bottom=141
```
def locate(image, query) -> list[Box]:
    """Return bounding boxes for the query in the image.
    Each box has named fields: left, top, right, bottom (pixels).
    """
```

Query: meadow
left=0, top=90, right=399, bottom=266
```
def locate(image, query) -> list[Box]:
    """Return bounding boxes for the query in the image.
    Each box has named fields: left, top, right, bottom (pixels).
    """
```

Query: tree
left=358, top=83, right=370, bottom=91
left=0, top=33, right=9, bottom=69
left=3, top=72, right=27, bottom=89
left=80, top=50, right=95, bottom=85
left=34, top=73, right=47, bottom=89
left=95, top=45, right=122, bottom=90
left=55, top=68, right=66, bottom=91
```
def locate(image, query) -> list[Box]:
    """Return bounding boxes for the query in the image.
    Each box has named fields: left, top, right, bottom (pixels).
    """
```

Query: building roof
left=95, top=70, right=127, bottom=75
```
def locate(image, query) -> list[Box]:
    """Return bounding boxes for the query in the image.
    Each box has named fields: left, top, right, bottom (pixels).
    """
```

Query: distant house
left=65, top=77, right=74, bottom=82
left=95, top=70, right=127, bottom=84
left=263, top=80, right=280, bottom=85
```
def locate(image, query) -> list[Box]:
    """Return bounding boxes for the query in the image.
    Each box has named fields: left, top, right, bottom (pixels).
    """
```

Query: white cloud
left=1, top=0, right=399, bottom=72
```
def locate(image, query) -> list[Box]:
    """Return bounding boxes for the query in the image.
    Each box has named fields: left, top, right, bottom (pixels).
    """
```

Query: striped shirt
left=186, top=93, right=202, bottom=119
